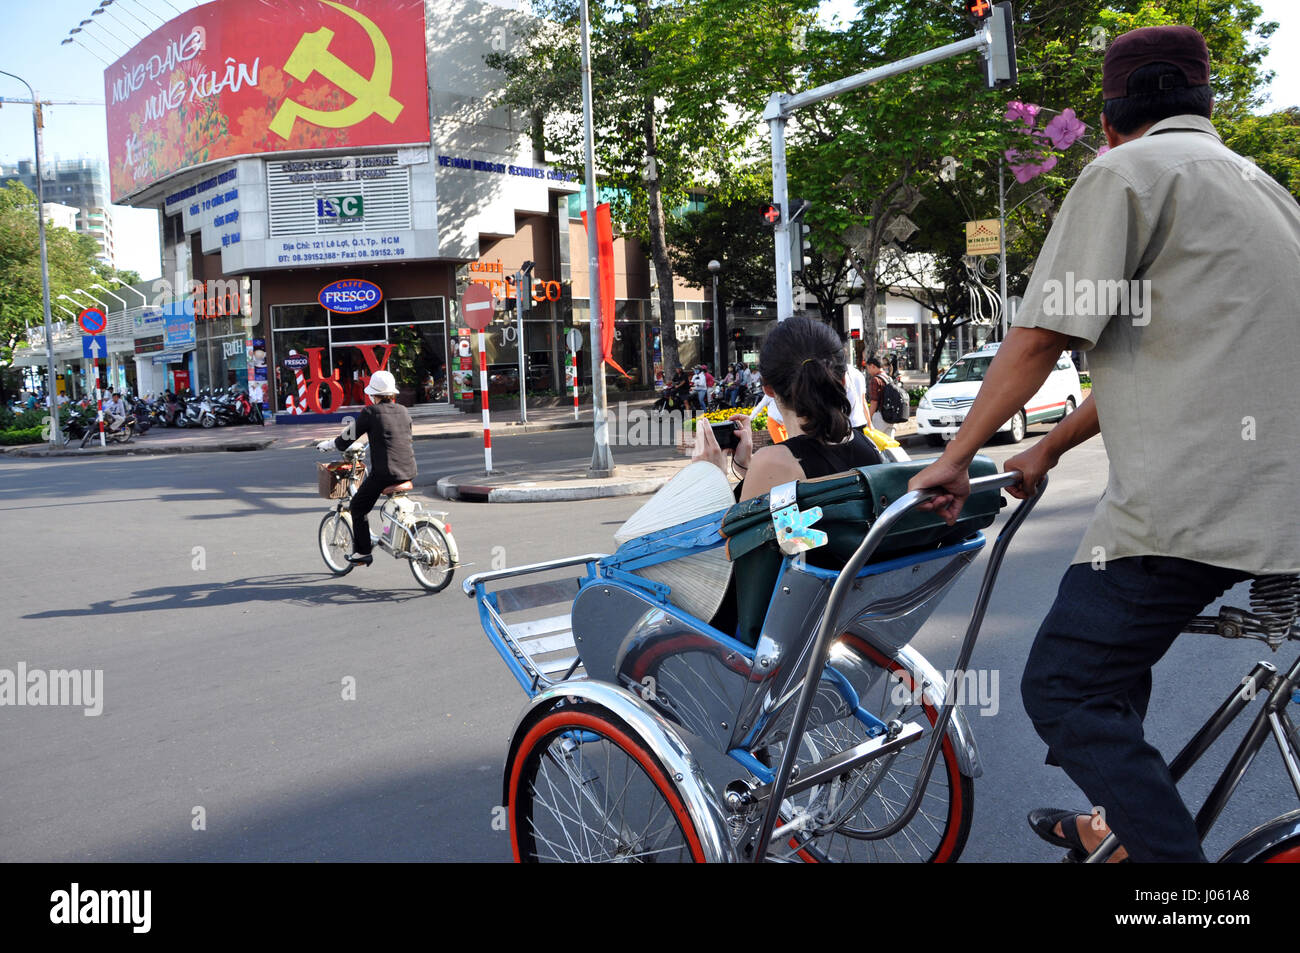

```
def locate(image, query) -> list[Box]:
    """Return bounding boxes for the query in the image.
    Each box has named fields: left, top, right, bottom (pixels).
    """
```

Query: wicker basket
left=318, top=460, right=365, bottom=499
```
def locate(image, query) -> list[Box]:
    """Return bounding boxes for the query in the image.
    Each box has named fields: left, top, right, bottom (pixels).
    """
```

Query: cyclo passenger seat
left=382, top=481, right=414, bottom=495
left=718, top=456, right=1005, bottom=646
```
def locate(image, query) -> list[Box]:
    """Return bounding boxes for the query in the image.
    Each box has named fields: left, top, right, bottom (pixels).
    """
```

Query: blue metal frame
left=471, top=559, right=601, bottom=698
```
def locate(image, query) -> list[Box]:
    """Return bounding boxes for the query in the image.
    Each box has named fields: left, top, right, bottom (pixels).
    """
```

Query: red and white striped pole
left=571, top=352, right=579, bottom=420
left=94, top=357, right=105, bottom=447
left=478, top=329, right=492, bottom=471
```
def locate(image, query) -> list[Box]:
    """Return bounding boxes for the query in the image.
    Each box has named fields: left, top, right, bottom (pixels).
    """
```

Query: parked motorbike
left=80, top=411, right=136, bottom=448
left=130, top=396, right=153, bottom=434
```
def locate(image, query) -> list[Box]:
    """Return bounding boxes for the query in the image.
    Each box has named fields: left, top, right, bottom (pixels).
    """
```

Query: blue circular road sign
left=78, top=308, right=107, bottom=334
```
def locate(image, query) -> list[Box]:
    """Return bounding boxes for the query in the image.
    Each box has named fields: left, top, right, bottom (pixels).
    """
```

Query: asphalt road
left=0, top=424, right=1290, bottom=862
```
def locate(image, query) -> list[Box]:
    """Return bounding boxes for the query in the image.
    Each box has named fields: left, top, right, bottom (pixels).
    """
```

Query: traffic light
left=788, top=199, right=811, bottom=274
left=986, top=3, right=1017, bottom=89
left=964, top=0, right=993, bottom=20
left=761, top=202, right=782, bottom=227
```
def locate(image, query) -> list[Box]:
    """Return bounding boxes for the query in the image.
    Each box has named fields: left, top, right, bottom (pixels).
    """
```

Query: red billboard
left=104, top=0, right=430, bottom=203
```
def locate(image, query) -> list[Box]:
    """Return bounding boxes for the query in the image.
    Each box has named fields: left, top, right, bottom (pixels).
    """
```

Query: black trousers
left=1020, top=555, right=1251, bottom=862
left=349, top=473, right=392, bottom=555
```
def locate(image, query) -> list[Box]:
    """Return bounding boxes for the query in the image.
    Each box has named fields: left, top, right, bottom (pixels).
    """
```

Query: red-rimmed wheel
left=508, top=703, right=707, bottom=863
left=1259, top=838, right=1300, bottom=862
left=770, top=635, right=974, bottom=863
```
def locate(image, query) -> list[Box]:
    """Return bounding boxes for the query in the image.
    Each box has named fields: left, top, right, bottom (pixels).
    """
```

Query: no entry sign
left=461, top=283, right=495, bottom=331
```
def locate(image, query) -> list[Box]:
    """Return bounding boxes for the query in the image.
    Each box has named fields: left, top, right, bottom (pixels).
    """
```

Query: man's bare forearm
left=1036, top=393, right=1099, bottom=463
left=945, top=327, right=1073, bottom=463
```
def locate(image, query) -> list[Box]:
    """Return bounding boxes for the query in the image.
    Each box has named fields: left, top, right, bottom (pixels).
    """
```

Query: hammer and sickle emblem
left=269, top=0, right=404, bottom=140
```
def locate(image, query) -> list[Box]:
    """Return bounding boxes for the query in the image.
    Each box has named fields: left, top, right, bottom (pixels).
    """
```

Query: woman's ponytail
left=759, top=318, right=851, bottom=443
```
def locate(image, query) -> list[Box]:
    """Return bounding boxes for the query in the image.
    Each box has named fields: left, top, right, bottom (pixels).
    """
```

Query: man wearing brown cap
left=909, top=25, right=1300, bottom=862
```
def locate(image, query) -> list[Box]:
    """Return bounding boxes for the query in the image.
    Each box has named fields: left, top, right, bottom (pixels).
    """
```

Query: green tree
left=666, top=184, right=777, bottom=310
left=487, top=0, right=818, bottom=375
left=0, top=181, right=106, bottom=363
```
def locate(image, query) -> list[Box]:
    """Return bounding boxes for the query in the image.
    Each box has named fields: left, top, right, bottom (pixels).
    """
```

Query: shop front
left=268, top=294, right=448, bottom=416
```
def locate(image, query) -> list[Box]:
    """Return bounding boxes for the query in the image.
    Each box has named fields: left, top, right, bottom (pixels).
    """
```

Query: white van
left=915, top=343, right=1083, bottom=445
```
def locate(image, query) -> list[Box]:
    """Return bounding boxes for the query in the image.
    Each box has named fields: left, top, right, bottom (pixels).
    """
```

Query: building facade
left=77, top=0, right=711, bottom=419
left=2, top=158, right=117, bottom=267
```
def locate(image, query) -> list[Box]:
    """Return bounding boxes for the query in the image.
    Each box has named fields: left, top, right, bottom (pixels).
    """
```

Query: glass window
left=387, top=297, right=444, bottom=324
left=938, top=356, right=993, bottom=383
left=272, top=327, right=329, bottom=412
left=273, top=303, right=328, bottom=329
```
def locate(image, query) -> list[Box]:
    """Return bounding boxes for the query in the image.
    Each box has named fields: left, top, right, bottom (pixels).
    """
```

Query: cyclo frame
left=749, top=471, right=1036, bottom=860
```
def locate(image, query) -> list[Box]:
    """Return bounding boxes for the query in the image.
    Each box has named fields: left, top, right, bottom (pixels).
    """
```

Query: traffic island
left=435, top=459, right=688, bottom=503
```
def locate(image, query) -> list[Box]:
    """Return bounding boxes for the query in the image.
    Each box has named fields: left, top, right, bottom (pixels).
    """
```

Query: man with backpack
left=866, top=356, right=908, bottom=438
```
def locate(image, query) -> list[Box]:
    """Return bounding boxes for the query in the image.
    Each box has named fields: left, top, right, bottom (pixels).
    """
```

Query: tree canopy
left=0, top=180, right=137, bottom=364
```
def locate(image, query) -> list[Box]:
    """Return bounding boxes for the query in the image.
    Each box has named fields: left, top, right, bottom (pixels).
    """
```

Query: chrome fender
left=829, top=641, right=983, bottom=780
left=502, top=679, right=736, bottom=863
left=896, top=643, right=983, bottom=779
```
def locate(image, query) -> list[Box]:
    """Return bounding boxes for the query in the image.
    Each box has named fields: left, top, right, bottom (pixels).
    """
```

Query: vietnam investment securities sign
left=965, top=219, right=1002, bottom=256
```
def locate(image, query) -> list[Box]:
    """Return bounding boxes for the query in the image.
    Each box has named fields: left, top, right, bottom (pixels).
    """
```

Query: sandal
left=1027, top=807, right=1089, bottom=852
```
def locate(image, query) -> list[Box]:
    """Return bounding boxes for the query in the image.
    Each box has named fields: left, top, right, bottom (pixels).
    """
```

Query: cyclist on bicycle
left=907, top=26, right=1300, bottom=862
left=316, top=370, right=417, bottom=567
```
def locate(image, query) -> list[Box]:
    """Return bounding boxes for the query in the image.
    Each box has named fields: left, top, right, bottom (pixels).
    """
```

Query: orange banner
left=581, top=203, right=629, bottom=378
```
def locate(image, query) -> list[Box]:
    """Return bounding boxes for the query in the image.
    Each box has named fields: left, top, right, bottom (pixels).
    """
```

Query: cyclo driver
left=316, top=370, right=417, bottom=567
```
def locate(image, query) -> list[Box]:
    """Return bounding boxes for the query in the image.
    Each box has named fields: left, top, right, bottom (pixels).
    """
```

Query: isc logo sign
left=317, top=195, right=364, bottom=220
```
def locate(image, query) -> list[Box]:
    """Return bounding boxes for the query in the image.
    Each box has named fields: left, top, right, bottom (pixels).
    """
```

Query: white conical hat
left=615, top=461, right=736, bottom=623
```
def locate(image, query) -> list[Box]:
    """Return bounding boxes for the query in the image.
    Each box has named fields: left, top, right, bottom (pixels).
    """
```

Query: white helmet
left=364, top=369, right=399, bottom=396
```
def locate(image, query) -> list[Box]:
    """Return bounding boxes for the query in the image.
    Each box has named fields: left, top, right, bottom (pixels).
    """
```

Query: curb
left=436, top=469, right=676, bottom=503
left=4, top=437, right=275, bottom=458
left=411, top=418, right=588, bottom=442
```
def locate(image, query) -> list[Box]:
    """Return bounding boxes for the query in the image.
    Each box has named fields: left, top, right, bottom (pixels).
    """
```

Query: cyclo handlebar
left=752, top=469, right=1042, bottom=862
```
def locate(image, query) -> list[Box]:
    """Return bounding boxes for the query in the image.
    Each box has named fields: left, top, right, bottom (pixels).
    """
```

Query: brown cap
left=1103, top=25, right=1210, bottom=100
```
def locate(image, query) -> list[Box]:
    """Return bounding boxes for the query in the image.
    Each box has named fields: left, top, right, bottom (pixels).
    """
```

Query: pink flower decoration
left=1005, top=100, right=1041, bottom=128
left=1096, top=143, right=1111, bottom=157
left=1006, top=147, right=1058, bottom=183
left=1044, top=108, right=1087, bottom=150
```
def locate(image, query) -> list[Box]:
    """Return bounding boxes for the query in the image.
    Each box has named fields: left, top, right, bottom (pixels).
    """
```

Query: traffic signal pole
left=763, top=10, right=1012, bottom=322
left=753, top=7, right=1014, bottom=865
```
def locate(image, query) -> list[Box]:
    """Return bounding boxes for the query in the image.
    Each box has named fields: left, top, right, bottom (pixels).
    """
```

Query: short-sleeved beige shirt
left=1014, top=114, right=1300, bottom=574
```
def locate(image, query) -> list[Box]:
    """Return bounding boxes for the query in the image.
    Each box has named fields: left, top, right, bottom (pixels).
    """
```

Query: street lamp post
left=579, top=0, right=613, bottom=477
left=708, top=260, right=721, bottom=375
left=0, top=70, right=61, bottom=446
left=91, top=283, right=128, bottom=311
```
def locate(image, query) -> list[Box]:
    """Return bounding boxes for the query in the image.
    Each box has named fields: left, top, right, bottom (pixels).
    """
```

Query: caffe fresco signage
left=319, top=278, right=383, bottom=314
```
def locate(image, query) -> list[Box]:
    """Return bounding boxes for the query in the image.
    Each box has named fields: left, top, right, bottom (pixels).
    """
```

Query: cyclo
left=465, top=458, right=1300, bottom=862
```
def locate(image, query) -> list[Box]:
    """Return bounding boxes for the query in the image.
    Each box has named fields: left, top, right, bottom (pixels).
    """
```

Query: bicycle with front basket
left=316, top=445, right=459, bottom=593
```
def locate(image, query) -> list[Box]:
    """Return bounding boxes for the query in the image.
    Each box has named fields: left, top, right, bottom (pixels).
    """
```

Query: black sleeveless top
left=715, top=429, right=883, bottom=639
left=781, top=430, right=884, bottom=476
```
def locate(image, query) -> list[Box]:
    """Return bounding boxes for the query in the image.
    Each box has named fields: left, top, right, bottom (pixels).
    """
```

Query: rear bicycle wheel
left=767, top=635, right=973, bottom=863
left=318, top=511, right=355, bottom=575
left=1257, top=837, right=1300, bottom=862
left=407, top=519, right=454, bottom=592
left=508, top=702, right=706, bottom=863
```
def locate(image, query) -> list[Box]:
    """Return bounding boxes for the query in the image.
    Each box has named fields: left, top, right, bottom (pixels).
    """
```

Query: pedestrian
left=844, top=359, right=870, bottom=432
left=691, top=365, right=709, bottom=411
left=865, top=356, right=896, bottom=439
left=907, top=26, right=1300, bottom=862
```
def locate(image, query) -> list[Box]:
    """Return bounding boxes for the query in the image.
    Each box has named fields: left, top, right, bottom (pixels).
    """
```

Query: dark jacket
left=335, top=401, right=416, bottom=481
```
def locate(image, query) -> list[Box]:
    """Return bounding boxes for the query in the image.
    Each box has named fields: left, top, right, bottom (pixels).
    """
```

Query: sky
left=2, top=0, right=1297, bottom=281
